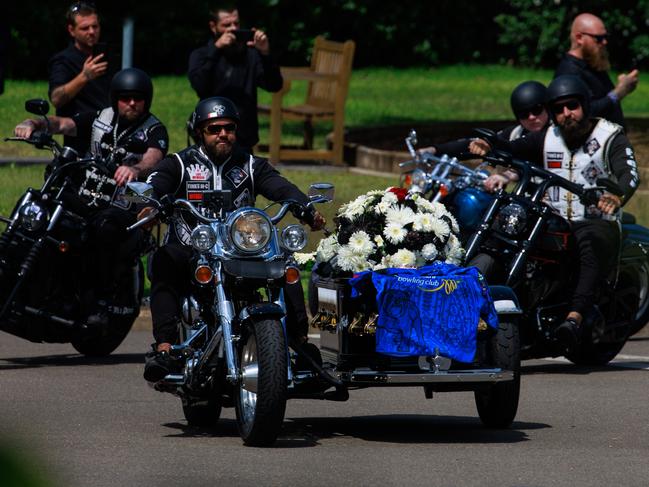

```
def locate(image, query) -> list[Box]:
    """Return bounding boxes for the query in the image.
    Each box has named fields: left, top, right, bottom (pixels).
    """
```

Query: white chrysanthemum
left=337, top=194, right=368, bottom=220
left=384, top=223, right=407, bottom=244
left=414, top=195, right=435, bottom=213
left=316, top=234, right=340, bottom=262
left=348, top=230, right=375, bottom=257
left=294, top=251, right=316, bottom=266
left=444, top=234, right=465, bottom=264
left=374, top=198, right=394, bottom=215
left=429, top=218, right=451, bottom=238
left=389, top=248, right=417, bottom=268
left=412, top=212, right=436, bottom=232
left=385, top=206, right=415, bottom=227
left=337, top=245, right=372, bottom=272
left=373, top=234, right=384, bottom=247
left=372, top=261, right=387, bottom=271
left=382, top=191, right=398, bottom=205
left=421, top=243, right=439, bottom=261
left=448, top=213, right=460, bottom=234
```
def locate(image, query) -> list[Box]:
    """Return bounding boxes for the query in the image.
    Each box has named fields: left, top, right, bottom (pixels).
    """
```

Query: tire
left=475, top=319, right=521, bottom=428
left=182, top=396, right=222, bottom=427
left=71, top=262, right=144, bottom=357
left=235, top=318, right=287, bottom=446
left=629, top=258, right=649, bottom=336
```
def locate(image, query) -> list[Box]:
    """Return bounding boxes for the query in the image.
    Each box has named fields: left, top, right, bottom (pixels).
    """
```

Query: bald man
left=554, top=12, right=639, bottom=128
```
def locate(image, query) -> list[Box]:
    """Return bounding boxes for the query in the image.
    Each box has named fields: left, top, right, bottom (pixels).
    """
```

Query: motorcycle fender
left=238, top=303, right=285, bottom=325
left=489, top=285, right=522, bottom=315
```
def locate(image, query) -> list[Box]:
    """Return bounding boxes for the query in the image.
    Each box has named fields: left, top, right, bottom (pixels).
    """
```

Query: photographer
left=187, top=4, right=282, bottom=152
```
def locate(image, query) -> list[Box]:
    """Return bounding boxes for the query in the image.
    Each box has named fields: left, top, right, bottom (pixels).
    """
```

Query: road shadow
left=162, top=419, right=319, bottom=447
left=0, top=352, right=144, bottom=370
left=282, top=414, right=546, bottom=445
left=521, top=361, right=642, bottom=375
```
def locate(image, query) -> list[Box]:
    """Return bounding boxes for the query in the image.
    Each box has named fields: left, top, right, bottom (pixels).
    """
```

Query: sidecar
left=307, top=275, right=522, bottom=428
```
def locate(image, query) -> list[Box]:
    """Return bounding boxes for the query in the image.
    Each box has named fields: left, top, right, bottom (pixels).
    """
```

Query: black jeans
left=150, top=243, right=308, bottom=344
left=569, top=219, right=620, bottom=316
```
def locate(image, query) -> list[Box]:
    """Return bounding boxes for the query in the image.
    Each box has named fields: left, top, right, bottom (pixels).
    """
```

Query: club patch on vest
left=580, top=160, right=603, bottom=185
left=187, top=163, right=212, bottom=181
left=584, top=138, right=601, bottom=156
left=546, top=151, right=563, bottom=169
left=225, top=166, right=249, bottom=188
left=233, top=188, right=251, bottom=208
left=187, top=181, right=210, bottom=201
left=92, top=119, right=112, bottom=132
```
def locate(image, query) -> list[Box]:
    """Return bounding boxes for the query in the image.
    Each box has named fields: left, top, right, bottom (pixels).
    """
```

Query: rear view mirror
left=25, top=99, right=50, bottom=116
left=308, top=182, right=334, bottom=202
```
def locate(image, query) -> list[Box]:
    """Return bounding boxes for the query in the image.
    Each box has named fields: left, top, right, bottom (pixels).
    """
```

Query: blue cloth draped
left=349, top=262, right=498, bottom=363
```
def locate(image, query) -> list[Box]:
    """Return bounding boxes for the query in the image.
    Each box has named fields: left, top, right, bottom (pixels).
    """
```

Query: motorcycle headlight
left=19, top=202, right=48, bottom=232
left=229, top=210, right=272, bottom=253
left=496, top=203, right=528, bottom=237
left=410, top=169, right=429, bottom=194
left=282, top=224, right=307, bottom=251
left=190, top=225, right=217, bottom=252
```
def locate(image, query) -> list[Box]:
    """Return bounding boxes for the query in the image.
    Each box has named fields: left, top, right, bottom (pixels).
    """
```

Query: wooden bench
left=258, top=36, right=355, bottom=165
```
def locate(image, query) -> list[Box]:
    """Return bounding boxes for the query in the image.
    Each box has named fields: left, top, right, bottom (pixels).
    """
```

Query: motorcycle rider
left=142, top=96, right=325, bottom=382
left=15, top=67, right=169, bottom=324
left=470, top=75, right=640, bottom=351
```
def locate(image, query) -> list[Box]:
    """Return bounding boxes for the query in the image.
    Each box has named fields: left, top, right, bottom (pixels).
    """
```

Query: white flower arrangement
left=311, top=187, right=464, bottom=276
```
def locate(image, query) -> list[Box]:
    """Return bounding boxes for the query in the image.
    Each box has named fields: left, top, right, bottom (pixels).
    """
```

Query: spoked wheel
left=235, top=318, right=287, bottom=446
left=475, top=318, right=521, bottom=428
left=630, top=258, right=649, bottom=336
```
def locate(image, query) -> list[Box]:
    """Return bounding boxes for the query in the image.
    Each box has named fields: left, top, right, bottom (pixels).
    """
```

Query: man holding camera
left=48, top=2, right=115, bottom=154
left=188, top=5, right=283, bottom=152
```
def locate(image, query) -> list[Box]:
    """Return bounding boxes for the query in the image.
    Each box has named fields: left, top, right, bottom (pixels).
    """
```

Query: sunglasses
left=203, top=122, right=237, bottom=134
left=68, top=1, right=96, bottom=14
left=118, top=94, right=145, bottom=103
left=516, top=104, right=545, bottom=120
left=580, top=32, right=609, bottom=44
left=550, top=99, right=581, bottom=115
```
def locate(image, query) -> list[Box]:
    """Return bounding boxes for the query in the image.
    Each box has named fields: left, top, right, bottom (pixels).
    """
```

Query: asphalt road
left=1, top=326, right=648, bottom=487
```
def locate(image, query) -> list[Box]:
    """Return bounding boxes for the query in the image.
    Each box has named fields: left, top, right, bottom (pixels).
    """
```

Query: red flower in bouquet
left=388, top=187, right=408, bottom=202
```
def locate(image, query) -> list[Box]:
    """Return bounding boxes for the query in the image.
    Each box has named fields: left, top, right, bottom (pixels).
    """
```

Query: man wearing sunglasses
left=470, top=75, right=639, bottom=353
left=48, top=2, right=116, bottom=154
left=15, top=67, right=169, bottom=326
left=554, top=12, right=639, bottom=128
left=142, top=96, right=325, bottom=382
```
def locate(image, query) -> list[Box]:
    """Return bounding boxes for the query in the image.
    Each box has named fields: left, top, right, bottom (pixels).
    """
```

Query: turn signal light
left=438, top=184, right=449, bottom=199
left=194, top=265, right=214, bottom=284
left=285, top=266, right=300, bottom=285
left=58, top=241, right=70, bottom=253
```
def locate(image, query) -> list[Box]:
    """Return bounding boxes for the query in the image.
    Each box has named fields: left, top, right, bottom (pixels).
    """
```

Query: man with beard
left=142, top=97, right=325, bottom=382
left=48, top=2, right=115, bottom=154
left=469, top=75, right=639, bottom=352
left=187, top=4, right=283, bottom=152
left=15, top=68, right=168, bottom=325
left=555, top=12, right=639, bottom=128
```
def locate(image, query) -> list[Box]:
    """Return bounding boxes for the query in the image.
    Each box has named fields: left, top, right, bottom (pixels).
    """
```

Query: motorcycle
left=399, top=129, right=494, bottom=238
left=0, top=99, right=150, bottom=356
left=464, top=148, right=649, bottom=365
left=125, top=180, right=337, bottom=446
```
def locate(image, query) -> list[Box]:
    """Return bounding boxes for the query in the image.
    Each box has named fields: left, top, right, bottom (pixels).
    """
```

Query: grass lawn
left=3, top=65, right=649, bottom=158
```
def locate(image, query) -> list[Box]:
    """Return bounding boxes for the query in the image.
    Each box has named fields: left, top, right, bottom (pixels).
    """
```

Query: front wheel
left=235, top=318, right=287, bottom=446
left=475, top=318, right=521, bottom=428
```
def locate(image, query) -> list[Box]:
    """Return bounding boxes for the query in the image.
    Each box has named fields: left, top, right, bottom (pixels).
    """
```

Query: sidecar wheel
left=475, top=319, right=520, bottom=428
left=235, top=318, right=287, bottom=446
left=182, top=397, right=222, bottom=428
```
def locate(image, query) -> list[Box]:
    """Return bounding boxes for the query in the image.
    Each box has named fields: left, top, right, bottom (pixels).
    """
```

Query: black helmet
left=110, top=68, right=154, bottom=112
left=510, top=81, right=547, bottom=119
left=188, top=96, right=240, bottom=141
left=546, top=75, right=591, bottom=120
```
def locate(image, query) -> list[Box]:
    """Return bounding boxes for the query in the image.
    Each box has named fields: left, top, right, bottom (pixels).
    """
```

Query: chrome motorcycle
left=0, top=99, right=149, bottom=356
left=126, top=181, right=335, bottom=446
left=399, top=129, right=494, bottom=238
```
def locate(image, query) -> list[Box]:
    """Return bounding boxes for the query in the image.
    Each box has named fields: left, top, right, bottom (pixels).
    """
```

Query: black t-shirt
left=73, top=110, right=169, bottom=161
left=554, top=54, right=625, bottom=128
left=48, top=43, right=114, bottom=153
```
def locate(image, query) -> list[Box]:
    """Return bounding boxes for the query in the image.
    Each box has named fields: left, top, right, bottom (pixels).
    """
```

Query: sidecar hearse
left=308, top=265, right=522, bottom=428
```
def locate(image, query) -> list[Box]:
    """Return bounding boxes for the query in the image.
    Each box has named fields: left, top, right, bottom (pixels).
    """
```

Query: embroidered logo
left=187, top=163, right=211, bottom=181
left=158, top=139, right=167, bottom=149
left=226, top=166, right=249, bottom=188
left=233, top=188, right=251, bottom=208
left=546, top=151, right=563, bottom=169
left=186, top=181, right=210, bottom=201
left=92, top=119, right=112, bottom=132
left=212, top=104, right=226, bottom=117
left=584, top=138, right=601, bottom=156
left=580, top=160, right=603, bottom=185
